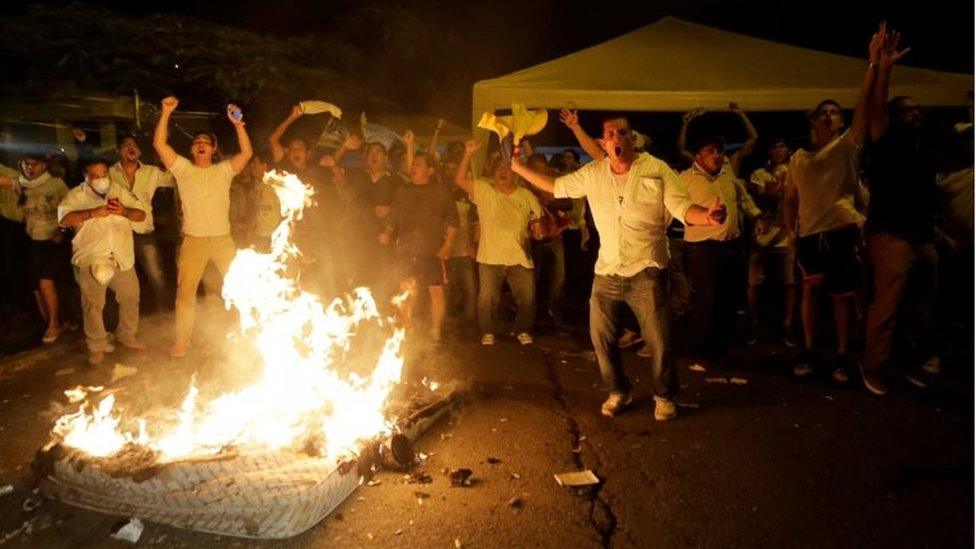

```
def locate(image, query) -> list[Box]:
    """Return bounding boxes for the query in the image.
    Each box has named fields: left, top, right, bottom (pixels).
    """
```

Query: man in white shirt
left=678, top=134, right=765, bottom=367
left=153, top=96, right=253, bottom=358
left=109, top=135, right=175, bottom=311
left=513, top=116, right=725, bottom=422
left=784, top=28, right=885, bottom=384
left=58, top=158, right=147, bottom=365
left=456, top=144, right=543, bottom=346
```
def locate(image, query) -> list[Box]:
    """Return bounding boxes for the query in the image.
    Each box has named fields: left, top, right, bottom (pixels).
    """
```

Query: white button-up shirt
left=109, top=161, right=174, bottom=234
left=57, top=182, right=146, bottom=270
left=554, top=153, right=692, bottom=277
left=678, top=162, right=761, bottom=243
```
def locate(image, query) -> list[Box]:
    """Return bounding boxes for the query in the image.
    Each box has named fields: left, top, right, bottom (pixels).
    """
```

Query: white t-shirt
left=169, top=155, right=236, bottom=237
left=18, top=174, right=69, bottom=241
left=472, top=178, right=542, bottom=269
left=109, top=161, right=174, bottom=234
left=786, top=130, right=866, bottom=237
left=58, top=182, right=146, bottom=270
left=554, top=153, right=691, bottom=277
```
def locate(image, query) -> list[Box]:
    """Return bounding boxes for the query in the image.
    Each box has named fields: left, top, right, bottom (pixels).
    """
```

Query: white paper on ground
left=554, top=470, right=600, bottom=487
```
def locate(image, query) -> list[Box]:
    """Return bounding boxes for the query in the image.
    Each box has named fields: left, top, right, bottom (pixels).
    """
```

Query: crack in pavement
left=541, top=349, right=619, bottom=548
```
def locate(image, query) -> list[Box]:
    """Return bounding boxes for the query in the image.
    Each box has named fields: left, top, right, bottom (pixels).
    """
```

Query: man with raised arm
left=511, top=116, right=725, bottom=422
left=153, top=96, right=252, bottom=358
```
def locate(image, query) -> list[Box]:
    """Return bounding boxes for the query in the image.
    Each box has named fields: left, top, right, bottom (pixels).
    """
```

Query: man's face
left=248, top=157, right=268, bottom=179
left=365, top=144, right=387, bottom=171
left=191, top=135, right=216, bottom=162
left=769, top=141, right=789, bottom=165
left=694, top=143, right=726, bottom=175
left=440, top=161, right=458, bottom=183
left=528, top=157, right=550, bottom=176
left=561, top=151, right=578, bottom=170
left=492, top=160, right=513, bottom=185
left=85, top=164, right=110, bottom=182
left=409, top=157, right=434, bottom=184
left=287, top=140, right=309, bottom=168
left=118, top=138, right=141, bottom=163
left=894, top=98, right=924, bottom=130
left=21, top=158, right=47, bottom=179
left=812, top=103, right=844, bottom=135
left=600, top=119, right=634, bottom=163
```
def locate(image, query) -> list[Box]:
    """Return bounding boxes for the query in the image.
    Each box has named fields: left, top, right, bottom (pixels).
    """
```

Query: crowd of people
left=0, top=24, right=971, bottom=421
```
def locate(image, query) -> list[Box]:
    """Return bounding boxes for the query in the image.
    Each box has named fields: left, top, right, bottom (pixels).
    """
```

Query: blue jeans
left=589, top=267, right=677, bottom=398
left=447, top=256, right=477, bottom=320
left=531, top=236, right=566, bottom=317
left=134, top=232, right=171, bottom=310
left=478, top=263, right=535, bottom=335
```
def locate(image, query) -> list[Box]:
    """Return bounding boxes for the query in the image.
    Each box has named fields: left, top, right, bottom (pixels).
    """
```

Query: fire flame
left=52, top=171, right=406, bottom=464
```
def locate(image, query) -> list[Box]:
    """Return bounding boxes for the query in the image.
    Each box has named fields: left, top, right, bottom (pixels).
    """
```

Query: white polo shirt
left=554, top=153, right=692, bottom=277
left=109, top=161, right=174, bottom=234
left=169, top=155, right=236, bottom=237
left=786, top=130, right=866, bottom=237
left=58, top=182, right=146, bottom=270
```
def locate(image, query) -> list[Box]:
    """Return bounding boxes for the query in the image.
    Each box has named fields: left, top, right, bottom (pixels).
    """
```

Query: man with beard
left=512, top=116, right=725, bottom=422
left=154, top=96, right=252, bottom=358
left=59, top=158, right=147, bottom=365
left=109, top=135, right=175, bottom=311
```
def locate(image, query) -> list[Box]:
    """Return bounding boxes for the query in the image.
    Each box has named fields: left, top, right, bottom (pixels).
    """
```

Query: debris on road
left=0, top=518, right=37, bottom=544
left=510, top=473, right=522, bottom=480
left=486, top=457, right=501, bottom=464
left=730, top=377, right=749, bottom=385
left=367, top=479, right=382, bottom=487
left=705, top=377, right=729, bottom=384
left=110, top=364, right=138, bottom=384
left=0, top=485, right=12, bottom=497
left=688, top=364, right=707, bottom=372
left=454, top=536, right=463, bottom=548
left=448, top=468, right=473, bottom=487
left=554, top=470, right=600, bottom=487
left=508, top=495, right=524, bottom=509
left=395, top=529, right=403, bottom=535
left=54, top=367, right=74, bottom=377
left=404, top=471, right=432, bottom=484
left=21, top=496, right=42, bottom=512
left=110, top=517, right=144, bottom=543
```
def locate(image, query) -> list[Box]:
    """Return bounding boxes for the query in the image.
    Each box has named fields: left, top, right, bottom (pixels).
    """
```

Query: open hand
left=403, top=130, right=415, bottom=146
left=343, top=133, right=363, bottom=150
left=559, top=109, right=580, bottom=129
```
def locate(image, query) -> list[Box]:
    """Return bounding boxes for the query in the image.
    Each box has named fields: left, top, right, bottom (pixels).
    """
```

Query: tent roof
left=472, top=17, right=973, bottom=120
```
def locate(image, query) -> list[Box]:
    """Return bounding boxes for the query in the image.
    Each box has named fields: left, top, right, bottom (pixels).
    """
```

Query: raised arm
left=269, top=105, right=302, bottom=163
left=428, top=118, right=446, bottom=158
left=226, top=104, right=253, bottom=175
left=454, top=140, right=480, bottom=196
left=677, top=109, right=702, bottom=165
left=510, top=155, right=556, bottom=195
left=728, top=103, right=758, bottom=176
left=333, top=133, right=362, bottom=163
left=153, top=96, right=179, bottom=169
left=869, top=24, right=911, bottom=141
left=403, top=130, right=415, bottom=172
left=559, top=109, right=604, bottom=161
left=850, top=25, right=890, bottom=146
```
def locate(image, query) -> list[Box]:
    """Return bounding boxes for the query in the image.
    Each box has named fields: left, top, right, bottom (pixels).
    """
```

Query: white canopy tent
left=471, top=16, right=972, bottom=143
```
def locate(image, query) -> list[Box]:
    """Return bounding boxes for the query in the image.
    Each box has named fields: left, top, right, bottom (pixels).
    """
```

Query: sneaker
left=617, top=329, right=642, bottom=349
left=782, top=325, right=798, bottom=348
left=88, top=351, right=104, bottom=366
left=832, top=355, right=854, bottom=385
left=653, top=397, right=678, bottom=421
left=636, top=345, right=653, bottom=358
left=170, top=340, right=189, bottom=358
left=92, top=342, right=116, bottom=353
left=480, top=333, right=496, bottom=346
left=793, top=350, right=816, bottom=378
left=859, top=362, right=889, bottom=396
left=41, top=326, right=60, bottom=344
left=601, top=392, right=634, bottom=417
left=516, top=332, right=533, bottom=345
left=921, top=356, right=942, bottom=375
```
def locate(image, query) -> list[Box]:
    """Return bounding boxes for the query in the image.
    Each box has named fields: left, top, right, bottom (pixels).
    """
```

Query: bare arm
left=334, top=134, right=362, bottom=163
left=677, top=109, right=701, bottom=165
left=226, top=104, right=253, bottom=175
left=428, top=118, right=445, bottom=158
left=559, top=109, right=604, bottom=160
left=437, top=225, right=458, bottom=260
left=403, top=130, right=415, bottom=172
left=269, top=105, right=302, bottom=163
left=728, top=103, right=758, bottom=175
left=870, top=25, right=911, bottom=141
left=454, top=140, right=480, bottom=196
left=510, top=157, right=556, bottom=195
left=153, top=96, right=179, bottom=169
left=850, top=26, right=890, bottom=146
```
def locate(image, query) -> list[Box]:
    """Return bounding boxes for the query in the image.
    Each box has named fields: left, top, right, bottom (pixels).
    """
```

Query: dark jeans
left=590, top=267, right=677, bottom=398
left=447, top=256, right=477, bottom=320
left=531, top=236, right=566, bottom=316
left=864, top=233, right=938, bottom=372
left=134, top=232, right=171, bottom=310
left=686, top=239, right=741, bottom=356
left=478, top=263, right=534, bottom=335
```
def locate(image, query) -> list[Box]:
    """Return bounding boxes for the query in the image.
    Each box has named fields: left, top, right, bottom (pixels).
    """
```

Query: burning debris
left=31, top=171, right=460, bottom=538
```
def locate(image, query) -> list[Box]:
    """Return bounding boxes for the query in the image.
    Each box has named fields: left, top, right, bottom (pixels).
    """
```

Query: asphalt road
left=0, top=310, right=971, bottom=548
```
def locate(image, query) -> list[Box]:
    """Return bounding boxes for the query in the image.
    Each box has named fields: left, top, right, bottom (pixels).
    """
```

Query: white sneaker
left=601, top=392, right=633, bottom=417
left=653, top=397, right=678, bottom=421
left=516, top=332, right=533, bottom=345
left=480, top=333, right=496, bottom=346
left=921, top=355, right=941, bottom=374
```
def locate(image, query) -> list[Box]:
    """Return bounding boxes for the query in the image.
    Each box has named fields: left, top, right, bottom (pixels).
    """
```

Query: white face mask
left=89, top=176, right=111, bottom=195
